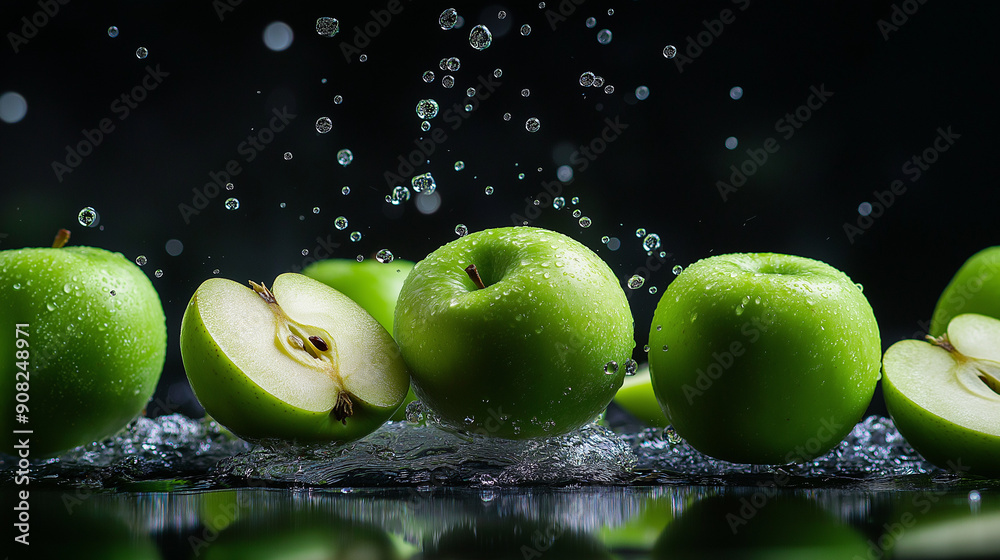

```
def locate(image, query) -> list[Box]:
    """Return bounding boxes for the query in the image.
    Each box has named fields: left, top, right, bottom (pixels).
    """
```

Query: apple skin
left=180, top=273, right=408, bottom=444
left=393, top=226, right=635, bottom=439
left=930, top=246, right=1000, bottom=336
left=0, top=246, right=166, bottom=457
left=303, top=258, right=417, bottom=420
left=648, top=253, right=881, bottom=464
left=613, top=363, right=670, bottom=427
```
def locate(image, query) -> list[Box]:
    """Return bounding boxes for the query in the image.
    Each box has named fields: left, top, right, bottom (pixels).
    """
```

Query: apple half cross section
left=882, top=313, right=1000, bottom=476
left=180, top=273, right=409, bottom=444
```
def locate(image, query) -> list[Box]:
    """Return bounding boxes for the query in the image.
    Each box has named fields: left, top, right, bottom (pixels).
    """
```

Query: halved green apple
left=882, top=313, right=1000, bottom=476
left=179, top=273, right=409, bottom=443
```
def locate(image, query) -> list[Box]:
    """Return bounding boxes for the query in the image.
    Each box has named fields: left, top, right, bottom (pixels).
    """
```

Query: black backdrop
left=2, top=1, right=997, bottom=419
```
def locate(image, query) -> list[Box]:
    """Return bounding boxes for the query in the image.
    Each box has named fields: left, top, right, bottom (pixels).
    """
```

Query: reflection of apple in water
left=179, top=272, right=409, bottom=443
left=423, top=519, right=610, bottom=560
left=648, top=252, right=881, bottom=464
left=882, top=313, right=1000, bottom=476
left=393, top=226, right=635, bottom=439
left=0, top=230, right=166, bottom=457
left=303, top=257, right=417, bottom=420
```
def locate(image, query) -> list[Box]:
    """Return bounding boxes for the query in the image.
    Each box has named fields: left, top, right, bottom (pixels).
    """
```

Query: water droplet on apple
left=627, top=275, right=645, bottom=289
left=603, top=361, right=619, bottom=375
left=855, top=283, right=864, bottom=292
left=375, top=249, right=394, bottom=264
left=109, top=290, right=116, bottom=296
left=643, top=344, right=650, bottom=353
left=46, top=302, right=56, bottom=312
left=672, top=265, right=683, bottom=275
left=735, top=306, right=745, bottom=316
left=62, top=283, right=72, bottom=294
left=690, top=313, right=698, bottom=322
left=662, top=344, right=669, bottom=351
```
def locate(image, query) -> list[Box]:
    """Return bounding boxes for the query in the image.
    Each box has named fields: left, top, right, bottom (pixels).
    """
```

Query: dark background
left=1, top=1, right=996, bottom=419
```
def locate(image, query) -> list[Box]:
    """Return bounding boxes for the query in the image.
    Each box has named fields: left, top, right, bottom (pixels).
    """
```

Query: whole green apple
left=180, top=272, right=409, bottom=443
left=393, top=226, right=635, bottom=439
left=648, top=253, right=881, bottom=464
left=303, top=257, right=417, bottom=420
left=0, top=231, right=166, bottom=457
left=882, top=313, right=1000, bottom=476
left=930, top=246, right=1000, bottom=336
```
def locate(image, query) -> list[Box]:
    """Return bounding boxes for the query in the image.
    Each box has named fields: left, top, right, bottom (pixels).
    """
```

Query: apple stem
left=465, top=264, right=486, bottom=290
left=927, top=334, right=956, bottom=353
left=333, top=392, right=354, bottom=424
left=249, top=280, right=277, bottom=304
left=52, top=228, right=71, bottom=248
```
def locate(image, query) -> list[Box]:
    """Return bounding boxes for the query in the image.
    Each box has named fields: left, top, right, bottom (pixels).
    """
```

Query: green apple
left=882, top=313, right=1000, bottom=476
left=393, top=226, right=635, bottom=439
left=303, top=257, right=417, bottom=420
left=930, top=246, right=1000, bottom=336
left=179, top=272, right=409, bottom=443
left=648, top=253, right=881, bottom=464
left=613, top=363, right=670, bottom=427
left=0, top=230, right=166, bottom=457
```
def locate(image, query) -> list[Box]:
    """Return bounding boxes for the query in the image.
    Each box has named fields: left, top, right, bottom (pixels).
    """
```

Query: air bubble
left=389, top=186, right=411, bottom=205
left=649, top=286, right=658, bottom=294
left=439, top=8, right=458, bottom=30
left=154, top=269, right=163, bottom=278
left=225, top=182, right=234, bottom=190
left=312, top=207, right=320, bottom=214
left=553, top=197, right=565, bottom=210
left=627, top=275, right=645, bottom=289
left=416, top=99, right=440, bottom=119
left=421, top=121, right=431, bottom=131
left=333, top=95, right=343, bottom=104
left=521, top=88, right=530, bottom=97
left=484, top=186, right=494, bottom=195
left=315, top=117, right=333, bottom=134
left=469, top=25, right=492, bottom=50
left=107, top=26, right=119, bottom=38
left=601, top=236, right=610, bottom=244
left=359, top=54, right=367, bottom=62
left=597, top=29, right=612, bottom=44
left=503, top=112, right=512, bottom=121
left=442, top=75, right=455, bottom=88
left=422, top=70, right=435, bottom=83
left=497, top=10, right=506, bottom=19
left=411, top=172, right=436, bottom=195
left=586, top=17, right=596, bottom=28
left=572, top=209, right=582, bottom=218
left=445, top=56, right=461, bottom=71
left=494, top=68, right=503, bottom=78
left=643, top=233, right=661, bottom=252
left=604, top=85, right=614, bottom=94
left=341, top=186, right=350, bottom=195
left=337, top=149, right=353, bottom=166
left=730, top=86, right=744, bottom=100
left=635, top=228, right=646, bottom=237
left=466, top=87, right=477, bottom=97
left=315, top=17, right=339, bottom=37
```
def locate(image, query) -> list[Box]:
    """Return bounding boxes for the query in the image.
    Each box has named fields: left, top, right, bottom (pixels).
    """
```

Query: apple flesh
left=882, top=313, right=1000, bottom=476
left=0, top=236, right=166, bottom=457
left=180, top=273, right=409, bottom=443
left=930, top=246, right=1000, bottom=336
left=393, top=226, right=635, bottom=439
left=648, top=253, right=881, bottom=464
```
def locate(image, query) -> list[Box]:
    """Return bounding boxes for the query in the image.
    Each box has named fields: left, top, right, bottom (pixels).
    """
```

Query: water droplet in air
left=604, top=84, right=614, bottom=94
left=662, top=45, right=678, bottom=59
left=520, top=24, right=532, bottom=36
left=525, top=117, right=541, bottom=132
left=411, top=172, right=436, bottom=195
left=135, top=46, right=148, bottom=59
left=334, top=216, right=348, bottom=230
left=635, top=228, right=646, bottom=238
left=484, top=186, right=494, bottom=195
left=283, top=151, right=293, bottom=160
left=445, top=57, right=461, bottom=71
left=586, top=17, right=596, bottom=28
left=579, top=72, right=596, bottom=87
left=469, top=25, right=492, bottom=50
left=454, top=161, right=465, bottom=171
left=572, top=209, right=582, bottom=218
left=494, top=68, right=503, bottom=78
left=421, top=121, right=431, bottom=131
left=597, top=29, right=612, bottom=44
left=415, top=99, right=440, bottom=120
left=107, top=26, right=119, bottom=38
left=135, top=255, right=147, bottom=266
left=455, top=224, right=468, bottom=236
left=649, top=286, right=658, bottom=294
left=466, top=87, right=477, bottom=97
left=624, top=359, right=638, bottom=376
left=627, top=275, right=645, bottom=289
left=442, top=75, right=455, bottom=88
left=552, top=197, right=565, bottom=210
left=154, top=269, right=163, bottom=278
left=333, top=95, right=343, bottom=104
left=730, top=86, right=744, bottom=100
left=439, top=8, right=459, bottom=30
left=315, top=17, right=339, bottom=37
left=389, top=186, right=411, bottom=205
left=225, top=182, right=234, bottom=191
left=337, top=149, right=353, bottom=166
left=673, top=265, right=684, bottom=275
left=224, top=198, right=239, bottom=210
left=578, top=216, right=592, bottom=228
left=77, top=207, right=99, bottom=227
left=341, top=186, right=350, bottom=195
left=503, top=112, right=511, bottom=121
left=604, top=361, right=619, bottom=375
left=315, top=116, right=333, bottom=133
left=356, top=255, right=364, bottom=262
left=643, top=233, right=661, bottom=251
left=350, top=231, right=362, bottom=242
left=601, top=236, right=610, bottom=244
left=301, top=249, right=309, bottom=256
left=358, top=54, right=367, bottom=62
left=312, top=207, right=320, bottom=214
left=521, top=88, right=530, bottom=97
left=497, top=10, right=506, bottom=19
left=376, top=249, right=394, bottom=264
left=422, top=70, right=435, bottom=83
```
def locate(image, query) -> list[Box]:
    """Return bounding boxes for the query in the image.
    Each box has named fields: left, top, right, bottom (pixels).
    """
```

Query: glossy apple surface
left=393, top=226, right=635, bottom=439
left=930, top=246, right=1000, bottom=336
left=0, top=241, right=166, bottom=457
left=648, top=253, right=881, bottom=464
left=882, top=313, right=1000, bottom=476
left=303, top=257, right=416, bottom=419
left=180, top=272, right=409, bottom=443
